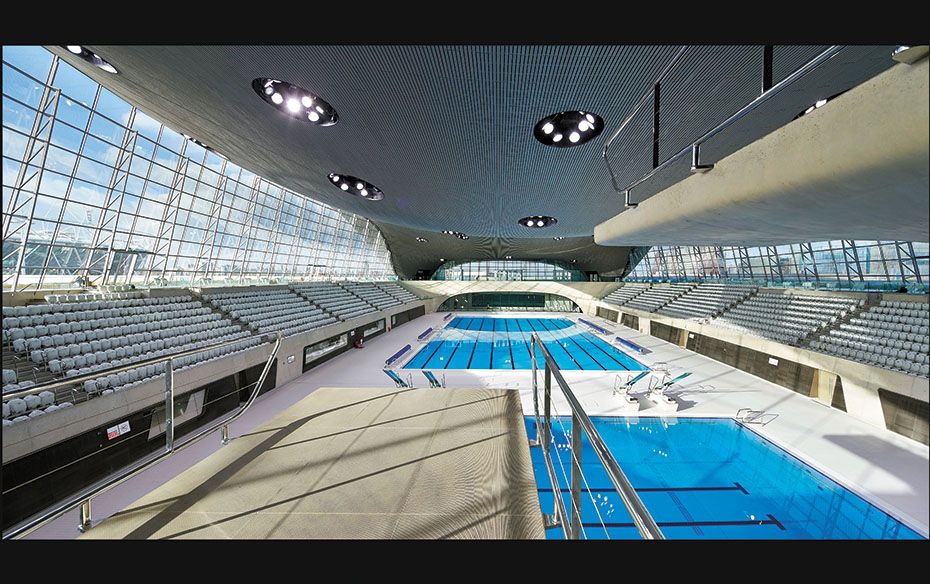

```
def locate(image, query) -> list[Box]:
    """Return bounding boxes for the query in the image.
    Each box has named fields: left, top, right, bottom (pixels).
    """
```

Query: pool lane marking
left=539, top=485, right=750, bottom=494
left=546, top=517, right=786, bottom=530
left=576, top=330, right=635, bottom=371
left=531, top=317, right=582, bottom=369
left=551, top=320, right=609, bottom=371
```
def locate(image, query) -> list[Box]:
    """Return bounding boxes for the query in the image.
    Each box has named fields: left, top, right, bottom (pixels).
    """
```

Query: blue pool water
left=525, top=416, right=923, bottom=539
left=403, top=316, right=647, bottom=371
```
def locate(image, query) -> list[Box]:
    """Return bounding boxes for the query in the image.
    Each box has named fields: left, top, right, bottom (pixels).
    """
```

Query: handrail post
left=164, top=357, right=174, bottom=452
left=570, top=412, right=583, bottom=540
left=78, top=499, right=91, bottom=533
left=544, top=362, right=558, bottom=525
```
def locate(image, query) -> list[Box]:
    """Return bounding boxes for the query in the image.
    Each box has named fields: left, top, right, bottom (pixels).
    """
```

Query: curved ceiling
left=46, top=45, right=897, bottom=276
left=48, top=45, right=686, bottom=238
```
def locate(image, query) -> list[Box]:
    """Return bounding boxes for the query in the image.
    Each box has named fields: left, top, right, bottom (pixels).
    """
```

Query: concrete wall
left=593, top=299, right=930, bottom=433
left=399, top=280, right=620, bottom=315
left=595, top=58, right=929, bottom=246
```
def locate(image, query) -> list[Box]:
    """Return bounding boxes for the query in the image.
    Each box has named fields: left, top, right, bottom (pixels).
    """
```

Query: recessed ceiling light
left=439, top=258, right=445, bottom=262
left=252, top=78, right=338, bottom=126
left=571, top=259, right=577, bottom=263
left=505, top=255, right=512, bottom=259
left=518, top=216, right=557, bottom=228
left=534, top=110, right=604, bottom=147
left=327, top=173, right=383, bottom=201
left=59, top=46, right=119, bottom=74
left=415, top=237, right=428, bottom=243
left=553, top=236, right=564, bottom=241
left=442, top=230, right=469, bottom=240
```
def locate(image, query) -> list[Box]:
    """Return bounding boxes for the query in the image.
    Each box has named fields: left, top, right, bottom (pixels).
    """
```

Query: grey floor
left=79, top=387, right=545, bottom=539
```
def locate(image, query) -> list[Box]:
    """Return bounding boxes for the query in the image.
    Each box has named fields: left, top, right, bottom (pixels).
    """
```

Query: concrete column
left=811, top=369, right=838, bottom=406
left=840, top=378, right=887, bottom=429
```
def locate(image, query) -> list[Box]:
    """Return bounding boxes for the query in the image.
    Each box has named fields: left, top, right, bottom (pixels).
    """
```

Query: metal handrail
left=603, top=45, right=844, bottom=207
left=530, top=333, right=663, bottom=540
left=2, top=331, right=282, bottom=539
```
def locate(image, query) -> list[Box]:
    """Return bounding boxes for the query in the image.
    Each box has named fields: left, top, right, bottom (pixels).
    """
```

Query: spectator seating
left=202, top=288, right=336, bottom=337
left=658, top=283, right=757, bottom=320
left=713, top=293, right=862, bottom=345
left=341, top=282, right=401, bottom=310
left=602, top=284, right=650, bottom=307
left=808, top=300, right=929, bottom=377
left=291, top=282, right=377, bottom=321
left=624, top=283, right=695, bottom=313
left=375, top=282, right=421, bottom=304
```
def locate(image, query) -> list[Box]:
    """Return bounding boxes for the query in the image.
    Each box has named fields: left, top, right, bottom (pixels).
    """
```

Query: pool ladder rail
left=736, top=408, right=779, bottom=426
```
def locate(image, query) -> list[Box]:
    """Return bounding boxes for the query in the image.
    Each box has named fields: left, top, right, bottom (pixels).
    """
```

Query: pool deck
left=26, top=311, right=929, bottom=539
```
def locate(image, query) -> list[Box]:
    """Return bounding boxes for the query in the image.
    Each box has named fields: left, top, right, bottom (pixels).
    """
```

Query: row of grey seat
left=657, top=283, right=758, bottom=320
left=602, top=284, right=651, bottom=307
left=291, top=283, right=377, bottom=321
left=342, top=283, right=401, bottom=310
left=202, top=289, right=339, bottom=337
left=808, top=300, right=929, bottom=377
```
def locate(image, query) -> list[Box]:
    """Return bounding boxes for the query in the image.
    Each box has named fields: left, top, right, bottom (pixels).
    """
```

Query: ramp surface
left=80, top=387, right=544, bottom=539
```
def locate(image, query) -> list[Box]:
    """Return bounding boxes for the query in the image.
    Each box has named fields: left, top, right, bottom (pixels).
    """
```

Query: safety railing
left=2, top=331, right=282, bottom=539
left=529, top=333, right=663, bottom=540
left=602, top=45, right=844, bottom=208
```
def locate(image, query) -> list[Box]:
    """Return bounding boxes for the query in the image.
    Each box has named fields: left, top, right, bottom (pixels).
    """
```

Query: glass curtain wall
left=625, top=242, right=929, bottom=292
left=2, top=46, right=396, bottom=292
left=433, top=259, right=585, bottom=281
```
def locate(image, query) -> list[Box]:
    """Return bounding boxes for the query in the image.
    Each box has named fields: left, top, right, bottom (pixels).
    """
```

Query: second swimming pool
left=403, top=316, right=647, bottom=371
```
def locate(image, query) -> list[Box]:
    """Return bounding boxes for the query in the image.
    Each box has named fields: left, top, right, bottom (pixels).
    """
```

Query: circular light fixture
left=518, top=216, right=558, bottom=229
left=441, top=230, right=469, bottom=240
left=534, top=110, right=604, bottom=147
left=439, top=258, right=445, bottom=262
left=553, top=236, right=564, bottom=241
left=415, top=237, right=428, bottom=243
left=252, top=78, right=338, bottom=126
left=327, top=173, right=383, bottom=201
left=505, top=255, right=512, bottom=259
left=59, top=46, right=118, bottom=74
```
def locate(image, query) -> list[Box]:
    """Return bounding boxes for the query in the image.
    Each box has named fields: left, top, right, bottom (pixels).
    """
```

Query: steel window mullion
left=37, top=81, right=104, bottom=289
left=147, top=140, right=190, bottom=283
left=8, top=88, right=62, bottom=292
left=234, top=176, right=261, bottom=284
left=189, top=158, right=228, bottom=285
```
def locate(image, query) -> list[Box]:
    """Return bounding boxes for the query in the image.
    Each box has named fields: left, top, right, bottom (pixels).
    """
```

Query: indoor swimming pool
left=525, top=416, right=924, bottom=539
left=403, top=316, right=647, bottom=371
